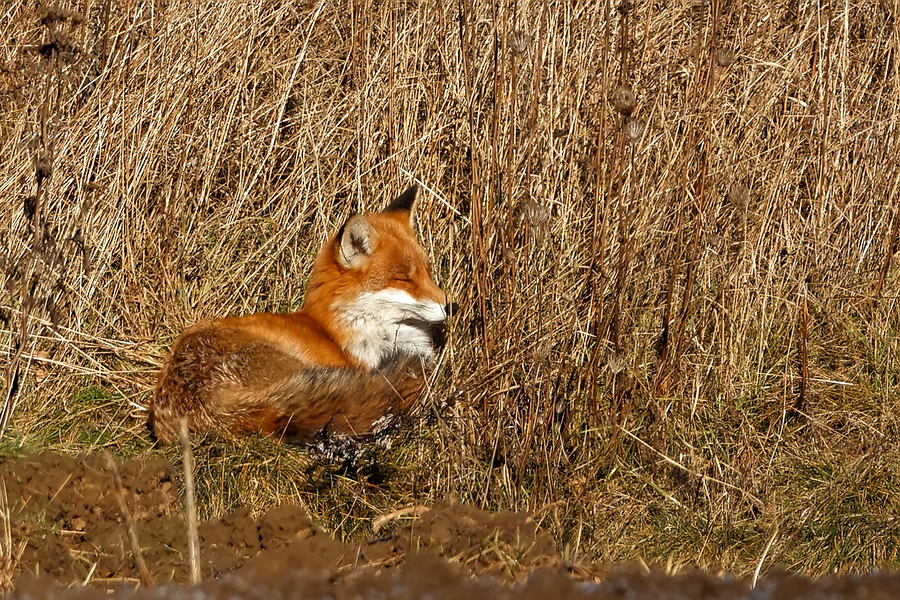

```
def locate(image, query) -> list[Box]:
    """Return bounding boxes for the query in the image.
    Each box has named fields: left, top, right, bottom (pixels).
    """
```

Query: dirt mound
left=11, top=558, right=900, bottom=600
left=4, top=452, right=900, bottom=599
left=2, top=453, right=183, bottom=585
left=1, top=453, right=557, bottom=589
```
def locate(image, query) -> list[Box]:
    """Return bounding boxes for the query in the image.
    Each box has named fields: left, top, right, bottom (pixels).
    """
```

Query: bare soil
left=3, top=453, right=899, bottom=599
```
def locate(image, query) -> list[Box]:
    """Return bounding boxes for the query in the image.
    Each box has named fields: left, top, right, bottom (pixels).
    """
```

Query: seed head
left=705, top=230, right=724, bottom=247
left=727, top=183, right=750, bottom=211
left=610, top=85, right=636, bottom=115
left=715, top=48, right=735, bottom=67
left=35, top=155, right=53, bottom=183
left=623, top=117, right=645, bottom=143
left=608, top=354, right=628, bottom=374
left=37, top=6, right=85, bottom=27
left=510, top=30, right=531, bottom=57
left=515, top=199, right=551, bottom=245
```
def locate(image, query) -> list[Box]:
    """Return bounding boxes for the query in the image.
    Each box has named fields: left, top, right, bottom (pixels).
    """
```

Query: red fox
left=148, top=185, right=452, bottom=448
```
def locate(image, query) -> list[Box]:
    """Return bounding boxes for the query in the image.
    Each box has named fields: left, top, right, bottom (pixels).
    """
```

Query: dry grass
left=1, top=0, right=900, bottom=578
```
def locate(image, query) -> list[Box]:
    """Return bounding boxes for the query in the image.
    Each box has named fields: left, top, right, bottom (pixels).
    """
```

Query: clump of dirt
left=1, top=453, right=559, bottom=589
left=2, top=453, right=184, bottom=584
left=4, top=452, right=900, bottom=600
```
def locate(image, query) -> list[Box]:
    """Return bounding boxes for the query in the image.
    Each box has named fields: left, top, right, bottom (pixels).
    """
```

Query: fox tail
left=149, top=355, right=430, bottom=448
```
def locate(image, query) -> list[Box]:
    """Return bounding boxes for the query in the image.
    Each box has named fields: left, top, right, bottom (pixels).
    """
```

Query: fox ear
left=337, top=214, right=374, bottom=269
left=383, top=184, right=419, bottom=217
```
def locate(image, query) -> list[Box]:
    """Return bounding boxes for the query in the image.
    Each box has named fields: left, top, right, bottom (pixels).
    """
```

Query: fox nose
left=445, top=302, right=459, bottom=318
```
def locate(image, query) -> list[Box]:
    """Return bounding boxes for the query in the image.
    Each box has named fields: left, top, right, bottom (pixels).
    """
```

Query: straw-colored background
left=2, top=0, right=899, bottom=575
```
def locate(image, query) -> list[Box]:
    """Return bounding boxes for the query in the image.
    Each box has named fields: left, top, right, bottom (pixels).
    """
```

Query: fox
left=148, top=184, right=453, bottom=448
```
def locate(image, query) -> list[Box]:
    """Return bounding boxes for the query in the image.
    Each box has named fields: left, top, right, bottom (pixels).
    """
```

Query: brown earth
left=2, top=453, right=899, bottom=599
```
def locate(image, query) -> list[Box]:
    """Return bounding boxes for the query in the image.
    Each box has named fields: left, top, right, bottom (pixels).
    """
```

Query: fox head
left=304, top=185, right=453, bottom=369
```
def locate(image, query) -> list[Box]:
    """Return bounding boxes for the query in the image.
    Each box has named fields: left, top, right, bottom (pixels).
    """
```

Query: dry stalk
left=796, top=281, right=809, bottom=414
left=104, top=452, right=153, bottom=588
left=584, top=0, right=615, bottom=416
left=871, top=201, right=900, bottom=315
left=0, top=479, right=15, bottom=592
left=0, top=480, right=9, bottom=562
left=2, top=5, right=89, bottom=433
left=178, top=418, right=201, bottom=585
left=371, top=505, right=429, bottom=534
left=606, top=0, right=637, bottom=447
left=458, top=0, right=489, bottom=379
left=752, top=527, right=779, bottom=588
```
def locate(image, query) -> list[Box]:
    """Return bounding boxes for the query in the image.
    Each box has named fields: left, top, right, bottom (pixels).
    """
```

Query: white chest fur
left=337, top=289, right=447, bottom=369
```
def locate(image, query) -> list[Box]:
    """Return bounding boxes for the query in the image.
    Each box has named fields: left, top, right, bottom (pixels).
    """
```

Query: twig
left=752, top=526, right=778, bottom=587
left=104, top=452, right=153, bottom=588
left=372, top=505, right=429, bottom=534
left=82, top=561, right=98, bottom=586
left=0, top=480, right=11, bottom=565
left=178, top=418, right=201, bottom=585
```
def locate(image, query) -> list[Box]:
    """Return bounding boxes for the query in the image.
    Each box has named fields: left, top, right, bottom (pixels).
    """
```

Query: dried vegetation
left=1, top=0, right=900, bottom=579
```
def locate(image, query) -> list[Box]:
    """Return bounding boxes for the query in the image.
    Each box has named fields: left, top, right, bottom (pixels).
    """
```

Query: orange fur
left=149, top=185, right=450, bottom=446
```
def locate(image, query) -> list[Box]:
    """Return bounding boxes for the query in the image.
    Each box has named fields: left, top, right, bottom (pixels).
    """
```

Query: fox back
left=149, top=185, right=451, bottom=447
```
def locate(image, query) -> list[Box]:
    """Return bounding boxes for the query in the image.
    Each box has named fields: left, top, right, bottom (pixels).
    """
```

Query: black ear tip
left=383, top=184, right=419, bottom=214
